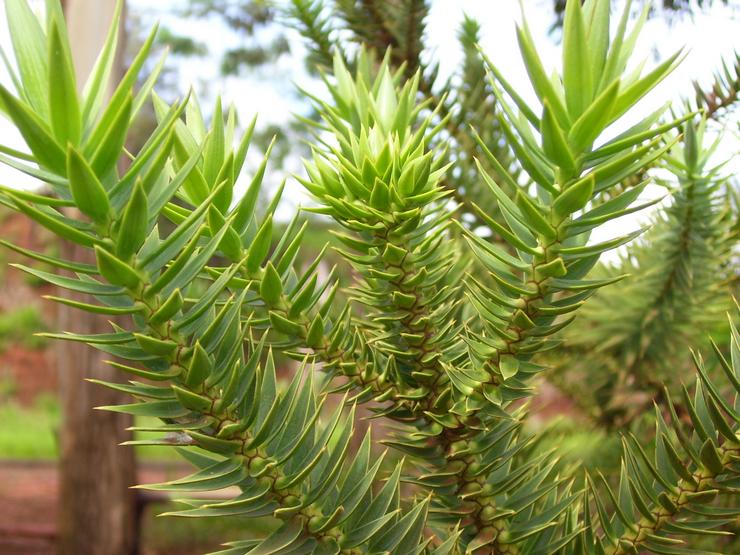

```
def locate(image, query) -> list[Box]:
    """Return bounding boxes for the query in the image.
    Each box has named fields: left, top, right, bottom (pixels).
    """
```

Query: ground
left=0, top=460, right=265, bottom=555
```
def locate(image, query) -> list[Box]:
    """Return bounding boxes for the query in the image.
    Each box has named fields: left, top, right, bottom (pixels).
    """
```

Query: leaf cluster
left=0, top=1, right=737, bottom=554
left=552, top=117, right=737, bottom=429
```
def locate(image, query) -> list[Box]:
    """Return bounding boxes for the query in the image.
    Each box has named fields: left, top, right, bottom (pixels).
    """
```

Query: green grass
left=0, top=305, right=48, bottom=352
left=0, top=393, right=60, bottom=459
left=142, top=502, right=276, bottom=553
left=0, top=395, right=187, bottom=462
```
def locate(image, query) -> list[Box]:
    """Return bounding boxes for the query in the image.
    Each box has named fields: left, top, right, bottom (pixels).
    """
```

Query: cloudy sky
left=121, top=1, right=739, bottom=137
left=0, top=0, right=738, bottom=247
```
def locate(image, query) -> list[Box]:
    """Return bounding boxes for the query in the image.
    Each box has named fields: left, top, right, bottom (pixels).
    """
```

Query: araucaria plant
left=0, top=0, right=737, bottom=553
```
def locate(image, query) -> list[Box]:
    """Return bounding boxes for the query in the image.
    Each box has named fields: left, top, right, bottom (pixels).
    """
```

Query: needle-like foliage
left=0, top=0, right=737, bottom=553
left=553, top=117, right=737, bottom=429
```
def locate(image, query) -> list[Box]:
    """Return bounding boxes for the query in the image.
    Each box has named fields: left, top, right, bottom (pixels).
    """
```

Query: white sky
left=0, top=0, right=738, bottom=249
left=126, top=1, right=740, bottom=130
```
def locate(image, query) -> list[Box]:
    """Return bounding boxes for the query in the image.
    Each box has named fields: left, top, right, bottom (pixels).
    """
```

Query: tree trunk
left=57, top=2, right=138, bottom=554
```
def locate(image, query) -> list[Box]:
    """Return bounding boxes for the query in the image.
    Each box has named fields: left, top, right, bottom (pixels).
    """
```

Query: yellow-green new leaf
left=171, top=384, right=212, bottom=413
left=541, top=100, right=576, bottom=173
left=585, top=0, right=610, bottom=85
left=306, top=313, right=324, bottom=348
left=260, top=262, right=283, bottom=307
left=612, top=49, right=685, bottom=123
left=10, top=199, right=99, bottom=247
left=246, top=214, right=273, bottom=274
left=515, top=191, right=556, bottom=239
left=203, top=98, right=225, bottom=186
left=554, top=174, right=594, bottom=219
left=116, top=179, right=148, bottom=260
left=85, top=22, right=157, bottom=151
left=0, top=84, right=65, bottom=173
left=134, top=333, right=178, bottom=357
left=684, top=119, right=699, bottom=171
left=569, top=80, right=620, bottom=152
left=150, top=289, right=183, bottom=326
left=536, top=257, right=567, bottom=279
left=207, top=205, right=242, bottom=261
left=90, top=92, right=132, bottom=176
left=375, top=68, right=398, bottom=131
left=516, top=23, right=570, bottom=128
left=185, top=341, right=212, bottom=388
left=67, top=147, right=111, bottom=224
left=95, top=245, right=140, bottom=289
left=563, top=0, right=594, bottom=117
left=48, top=21, right=80, bottom=146
left=599, top=0, right=635, bottom=89
left=5, top=0, right=48, bottom=119
left=269, top=311, right=303, bottom=336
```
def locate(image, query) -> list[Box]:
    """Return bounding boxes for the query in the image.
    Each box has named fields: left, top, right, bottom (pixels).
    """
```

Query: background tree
left=550, top=0, right=730, bottom=27
left=56, top=1, right=138, bottom=553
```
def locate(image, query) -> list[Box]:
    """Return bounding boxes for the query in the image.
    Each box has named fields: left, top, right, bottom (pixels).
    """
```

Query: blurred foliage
left=689, top=51, right=740, bottom=121
left=155, top=26, right=208, bottom=58
left=551, top=0, right=730, bottom=28
left=527, top=415, right=623, bottom=474
left=0, top=306, right=48, bottom=352
left=154, top=1, right=288, bottom=75
left=550, top=119, right=738, bottom=429
left=175, top=0, right=289, bottom=75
